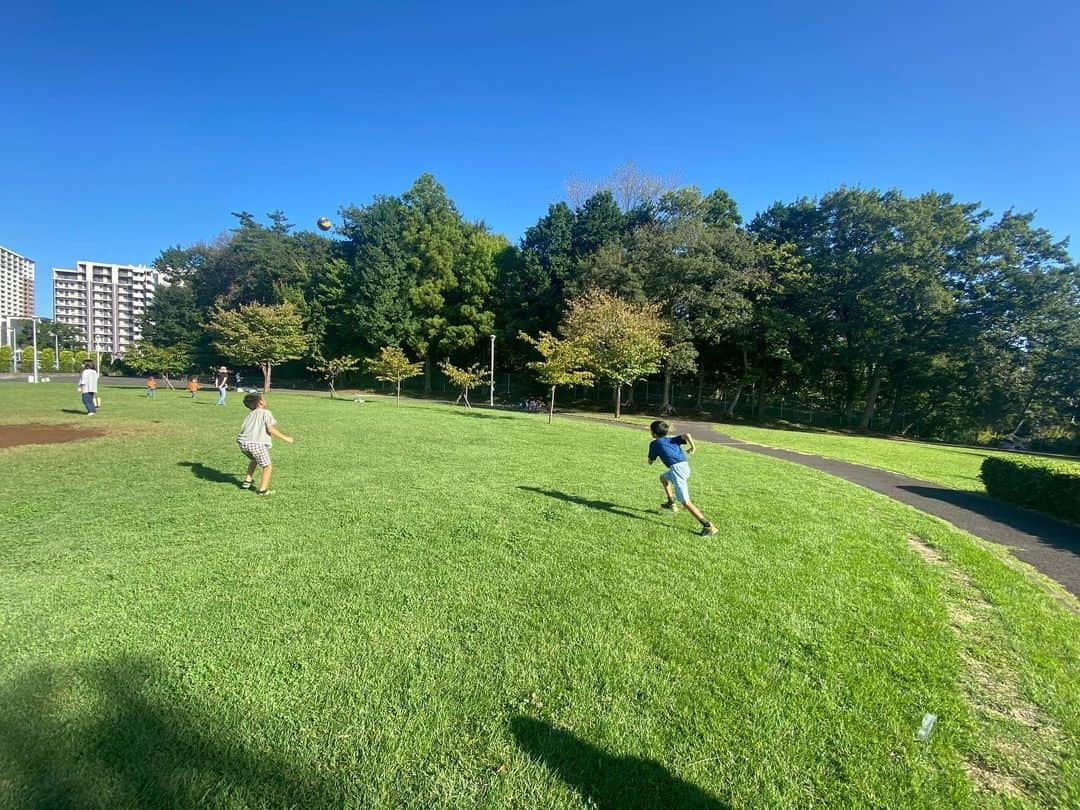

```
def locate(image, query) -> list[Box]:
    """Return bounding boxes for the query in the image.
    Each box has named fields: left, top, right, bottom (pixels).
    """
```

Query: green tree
left=438, top=361, right=487, bottom=409
left=0, top=345, right=12, bottom=372
left=560, top=290, right=666, bottom=419
left=308, top=354, right=360, bottom=399
left=338, top=195, right=418, bottom=355
left=519, top=331, right=594, bottom=423
left=38, top=347, right=55, bottom=372
left=124, top=341, right=193, bottom=389
left=402, top=174, right=466, bottom=392
left=208, top=302, right=309, bottom=392
left=18, top=347, right=35, bottom=373
left=365, top=346, right=423, bottom=403
left=58, top=349, right=75, bottom=372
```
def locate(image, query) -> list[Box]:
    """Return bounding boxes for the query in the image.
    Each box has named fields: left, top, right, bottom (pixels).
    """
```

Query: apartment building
left=0, top=245, right=35, bottom=321
left=53, top=262, right=165, bottom=355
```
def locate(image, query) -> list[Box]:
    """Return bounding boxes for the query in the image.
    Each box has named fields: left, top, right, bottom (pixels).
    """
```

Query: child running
left=648, top=420, right=718, bottom=537
left=146, top=375, right=157, bottom=398
left=237, top=393, right=294, bottom=496
left=187, top=376, right=199, bottom=399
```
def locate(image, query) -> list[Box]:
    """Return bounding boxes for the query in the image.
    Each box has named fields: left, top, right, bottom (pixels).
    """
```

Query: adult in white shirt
left=78, top=360, right=100, bottom=415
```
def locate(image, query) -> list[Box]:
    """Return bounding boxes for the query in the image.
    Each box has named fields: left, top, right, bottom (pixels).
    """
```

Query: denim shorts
left=662, top=461, right=691, bottom=503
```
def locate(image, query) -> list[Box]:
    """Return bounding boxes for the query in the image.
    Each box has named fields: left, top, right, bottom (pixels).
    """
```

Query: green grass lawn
left=2, top=384, right=1078, bottom=808
left=713, top=424, right=1034, bottom=493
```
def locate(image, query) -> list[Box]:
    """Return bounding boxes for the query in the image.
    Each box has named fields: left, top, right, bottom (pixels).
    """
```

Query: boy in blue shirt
left=648, top=420, right=718, bottom=537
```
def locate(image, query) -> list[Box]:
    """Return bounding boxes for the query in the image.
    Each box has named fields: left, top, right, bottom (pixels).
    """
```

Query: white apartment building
left=53, top=262, right=165, bottom=355
left=0, top=245, right=35, bottom=322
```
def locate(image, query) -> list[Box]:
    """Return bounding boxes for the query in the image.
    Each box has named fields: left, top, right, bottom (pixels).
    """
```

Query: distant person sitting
left=77, top=360, right=99, bottom=415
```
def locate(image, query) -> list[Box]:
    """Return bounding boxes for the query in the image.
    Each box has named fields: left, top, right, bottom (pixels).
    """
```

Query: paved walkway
left=583, top=416, right=1080, bottom=598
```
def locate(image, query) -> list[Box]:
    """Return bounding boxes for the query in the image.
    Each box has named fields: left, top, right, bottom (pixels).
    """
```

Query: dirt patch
left=0, top=423, right=106, bottom=449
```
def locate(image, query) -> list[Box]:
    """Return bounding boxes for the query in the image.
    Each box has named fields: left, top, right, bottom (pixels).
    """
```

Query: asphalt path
left=594, top=416, right=1080, bottom=598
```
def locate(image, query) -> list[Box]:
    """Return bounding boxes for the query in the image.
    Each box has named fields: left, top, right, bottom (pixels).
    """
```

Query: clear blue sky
left=3, top=0, right=1077, bottom=317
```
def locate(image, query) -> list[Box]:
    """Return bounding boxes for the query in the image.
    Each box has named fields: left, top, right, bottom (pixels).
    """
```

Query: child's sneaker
left=256, top=489, right=273, bottom=497
left=699, top=523, right=718, bottom=537
left=240, top=479, right=253, bottom=489
left=661, top=501, right=679, bottom=513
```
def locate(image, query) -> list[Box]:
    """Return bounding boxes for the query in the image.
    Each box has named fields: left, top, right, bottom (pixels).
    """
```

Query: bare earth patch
left=905, top=533, right=1065, bottom=803
left=0, top=424, right=107, bottom=449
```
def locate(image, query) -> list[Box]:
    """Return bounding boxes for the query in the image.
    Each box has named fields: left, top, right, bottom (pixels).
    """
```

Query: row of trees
left=131, top=170, right=1078, bottom=446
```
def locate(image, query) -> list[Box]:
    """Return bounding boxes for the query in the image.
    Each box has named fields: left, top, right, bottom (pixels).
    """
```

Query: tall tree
left=560, top=290, right=666, bottom=419
left=208, top=302, right=309, bottom=392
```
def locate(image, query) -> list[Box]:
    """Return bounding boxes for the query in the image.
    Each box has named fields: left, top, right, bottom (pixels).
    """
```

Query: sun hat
left=218, top=366, right=228, bottom=372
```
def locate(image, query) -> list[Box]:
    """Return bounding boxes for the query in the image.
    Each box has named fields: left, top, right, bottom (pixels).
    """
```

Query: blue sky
left=3, top=1, right=1077, bottom=316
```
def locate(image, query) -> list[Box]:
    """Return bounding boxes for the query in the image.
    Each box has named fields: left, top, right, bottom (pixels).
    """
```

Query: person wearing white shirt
left=78, top=360, right=100, bottom=415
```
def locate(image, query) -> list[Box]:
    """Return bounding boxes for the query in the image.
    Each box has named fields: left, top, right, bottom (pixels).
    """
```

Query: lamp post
left=489, top=334, right=495, bottom=407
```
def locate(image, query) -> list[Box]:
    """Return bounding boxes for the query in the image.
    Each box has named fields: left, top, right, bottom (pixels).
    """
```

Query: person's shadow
left=178, top=461, right=238, bottom=486
left=517, top=486, right=658, bottom=523
left=511, top=716, right=728, bottom=809
left=0, top=655, right=350, bottom=806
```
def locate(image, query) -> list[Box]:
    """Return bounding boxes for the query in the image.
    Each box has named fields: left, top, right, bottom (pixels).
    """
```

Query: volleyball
left=316, top=217, right=332, bottom=231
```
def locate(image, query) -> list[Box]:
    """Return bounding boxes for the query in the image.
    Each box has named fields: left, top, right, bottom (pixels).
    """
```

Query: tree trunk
left=695, top=370, right=705, bottom=412
left=549, top=384, right=556, bottom=424
left=424, top=355, right=432, bottom=395
left=727, top=386, right=743, bottom=417
left=262, top=363, right=271, bottom=393
left=660, top=366, right=675, bottom=414
left=329, top=378, right=336, bottom=399
left=463, top=389, right=471, bottom=409
left=162, top=374, right=175, bottom=390
left=858, top=365, right=884, bottom=430
left=396, top=380, right=401, bottom=403
left=615, top=383, right=622, bottom=419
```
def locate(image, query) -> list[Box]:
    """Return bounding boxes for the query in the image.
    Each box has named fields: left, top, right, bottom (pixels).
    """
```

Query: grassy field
left=712, top=424, right=1033, bottom=493
left=1, top=384, right=1078, bottom=808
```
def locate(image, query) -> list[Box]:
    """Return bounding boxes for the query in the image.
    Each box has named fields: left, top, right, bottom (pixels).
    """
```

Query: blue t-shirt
left=648, top=435, right=688, bottom=468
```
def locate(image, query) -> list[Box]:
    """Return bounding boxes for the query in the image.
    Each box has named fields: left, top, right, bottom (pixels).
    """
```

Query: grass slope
left=1, top=384, right=1077, bottom=808
left=715, top=424, right=1031, bottom=493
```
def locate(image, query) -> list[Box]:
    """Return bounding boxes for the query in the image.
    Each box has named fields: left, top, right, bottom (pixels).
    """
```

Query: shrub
left=981, top=456, right=1080, bottom=524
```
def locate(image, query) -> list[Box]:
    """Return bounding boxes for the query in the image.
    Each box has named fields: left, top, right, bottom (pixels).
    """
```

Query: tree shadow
left=517, top=486, right=661, bottom=523
left=178, top=461, right=240, bottom=486
left=899, top=485, right=1080, bottom=555
left=0, top=656, right=351, bottom=807
left=511, top=716, right=727, bottom=809
left=445, top=409, right=517, bottom=420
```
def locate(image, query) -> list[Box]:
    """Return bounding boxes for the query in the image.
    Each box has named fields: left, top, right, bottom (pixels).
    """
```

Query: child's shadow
left=178, top=461, right=237, bottom=486
left=518, top=486, right=662, bottom=524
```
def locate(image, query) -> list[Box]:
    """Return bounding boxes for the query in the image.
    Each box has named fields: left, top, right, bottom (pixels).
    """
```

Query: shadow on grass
left=178, top=461, right=238, bottom=486
left=0, top=656, right=349, bottom=807
left=511, top=716, right=727, bottom=809
left=445, top=409, right=517, bottom=420
left=517, top=486, right=660, bottom=523
left=60, top=409, right=88, bottom=415
left=899, top=485, right=1080, bottom=555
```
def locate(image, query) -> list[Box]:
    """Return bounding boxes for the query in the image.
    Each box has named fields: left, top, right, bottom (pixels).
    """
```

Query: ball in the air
left=316, top=217, right=332, bottom=231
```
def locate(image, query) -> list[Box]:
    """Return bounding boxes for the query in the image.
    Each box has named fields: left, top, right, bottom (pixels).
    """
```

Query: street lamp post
left=489, top=334, right=495, bottom=407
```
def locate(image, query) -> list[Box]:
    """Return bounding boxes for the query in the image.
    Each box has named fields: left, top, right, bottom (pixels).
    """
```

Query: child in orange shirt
left=146, top=375, right=157, bottom=398
left=187, top=377, right=199, bottom=399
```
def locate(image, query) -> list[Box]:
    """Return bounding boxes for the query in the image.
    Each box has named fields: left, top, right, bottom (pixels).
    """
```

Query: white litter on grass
left=916, top=713, right=937, bottom=741
left=353, top=396, right=365, bottom=404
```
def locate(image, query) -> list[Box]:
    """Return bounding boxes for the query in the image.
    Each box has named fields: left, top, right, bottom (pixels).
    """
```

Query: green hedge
left=981, top=456, right=1080, bottom=524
